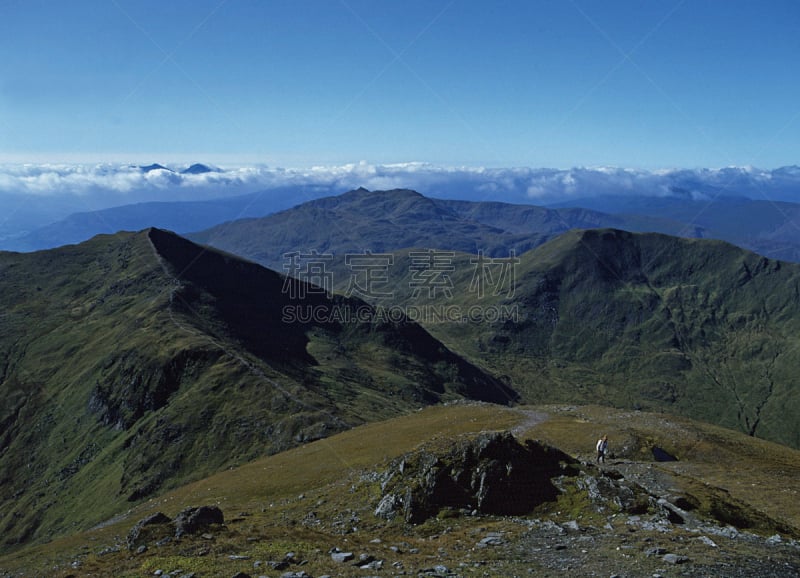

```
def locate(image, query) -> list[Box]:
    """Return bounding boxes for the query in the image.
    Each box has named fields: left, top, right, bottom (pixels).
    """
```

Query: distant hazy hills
left=188, top=188, right=705, bottom=270
left=4, top=193, right=273, bottom=252
left=0, top=228, right=509, bottom=549
left=6, top=178, right=800, bottom=263
left=2, top=185, right=337, bottom=252
left=549, top=193, right=800, bottom=262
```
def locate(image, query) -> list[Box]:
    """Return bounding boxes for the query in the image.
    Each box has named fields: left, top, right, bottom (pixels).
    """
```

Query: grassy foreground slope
left=0, top=229, right=511, bottom=551
left=0, top=403, right=797, bottom=577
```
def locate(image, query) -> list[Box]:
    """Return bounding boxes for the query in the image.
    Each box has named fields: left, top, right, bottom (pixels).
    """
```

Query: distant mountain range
left=4, top=192, right=279, bottom=252
left=6, top=179, right=800, bottom=262
left=139, top=162, right=218, bottom=174
left=0, top=185, right=338, bottom=252
left=184, top=190, right=800, bottom=449
left=187, top=187, right=799, bottom=269
left=548, top=193, right=800, bottom=262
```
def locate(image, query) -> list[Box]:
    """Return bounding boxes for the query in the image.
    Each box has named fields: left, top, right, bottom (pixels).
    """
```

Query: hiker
left=596, top=434, right=608, bottom=463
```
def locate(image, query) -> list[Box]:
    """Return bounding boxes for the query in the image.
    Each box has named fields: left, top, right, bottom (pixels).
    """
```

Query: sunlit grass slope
left=1, top=403, right=798, bottom=577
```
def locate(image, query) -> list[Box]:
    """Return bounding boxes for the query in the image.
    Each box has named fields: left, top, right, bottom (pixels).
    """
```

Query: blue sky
left=1, top=0, right=798, bottom=169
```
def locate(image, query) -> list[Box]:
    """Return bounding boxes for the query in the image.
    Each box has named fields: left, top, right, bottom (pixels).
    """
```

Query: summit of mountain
left=138, top=163, right=173, bottom=173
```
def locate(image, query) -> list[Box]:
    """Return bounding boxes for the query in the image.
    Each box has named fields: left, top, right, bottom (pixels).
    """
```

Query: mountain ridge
left=380, top=227, right=800, bottom=448
left=9, top=185, right=800, bottom=263
left=2, top=221, right=800, bottom=568
left=0, top=227, right=511, bottom=551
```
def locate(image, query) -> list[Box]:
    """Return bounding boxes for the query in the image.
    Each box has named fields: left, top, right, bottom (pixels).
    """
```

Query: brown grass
left=3, top=402, right=800, bottom=576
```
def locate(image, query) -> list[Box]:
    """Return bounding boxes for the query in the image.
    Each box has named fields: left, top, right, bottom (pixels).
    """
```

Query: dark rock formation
left=374, top=431, right=578, bottom=523
left=652, top=446, right=678, bottom=462
left=173, top=505, right=225, bottom=538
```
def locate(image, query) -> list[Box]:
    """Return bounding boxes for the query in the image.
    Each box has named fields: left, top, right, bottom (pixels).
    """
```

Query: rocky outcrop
left=173, top=505, right=225, bottom=538
left=126, top=512, right=173, bottom=550
left=374, top=431, right=579, bottom=523
left=127, top=506, right=225, bottom=549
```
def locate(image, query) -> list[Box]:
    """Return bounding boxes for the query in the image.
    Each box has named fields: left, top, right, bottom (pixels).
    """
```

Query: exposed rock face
left=89, top=349, right=219, bottom=431
left=374, top=431, right=578, bottom=523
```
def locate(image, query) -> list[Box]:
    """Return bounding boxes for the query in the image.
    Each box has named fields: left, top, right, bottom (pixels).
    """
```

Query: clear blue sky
left=1, top=0, right=798, bottom=169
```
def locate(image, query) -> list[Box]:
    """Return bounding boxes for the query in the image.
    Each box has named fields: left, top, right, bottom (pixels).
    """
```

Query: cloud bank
left=1, top=162, right=798, bottom=207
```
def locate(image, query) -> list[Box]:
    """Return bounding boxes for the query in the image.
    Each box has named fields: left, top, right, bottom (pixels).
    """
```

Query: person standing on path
left=596, top=434, right=608, bottom=463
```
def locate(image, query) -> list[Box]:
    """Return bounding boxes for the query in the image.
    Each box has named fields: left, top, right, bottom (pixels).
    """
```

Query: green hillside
left=329, top=229, right=800, bottom=449
left=0, top=229, right=510, bottom=552
left=190, top=191, right=800, bottom=449
left=4, top=221, right=800, bottom=568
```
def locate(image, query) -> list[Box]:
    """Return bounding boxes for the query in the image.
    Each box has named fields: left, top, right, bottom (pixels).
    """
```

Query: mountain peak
left=139, top=163, right=173, bottom=173
left=181, top=163, right=217, bottom=175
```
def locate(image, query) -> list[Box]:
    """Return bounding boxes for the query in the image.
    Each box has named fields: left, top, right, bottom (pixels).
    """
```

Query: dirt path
left=511, top=408, right=550, bottom=435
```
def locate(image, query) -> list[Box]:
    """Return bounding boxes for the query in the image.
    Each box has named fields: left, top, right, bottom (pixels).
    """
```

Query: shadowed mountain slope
left=0, top=228, right=512, bottom=551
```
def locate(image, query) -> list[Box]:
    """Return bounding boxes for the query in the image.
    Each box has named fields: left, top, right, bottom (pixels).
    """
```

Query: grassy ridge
left=0, top=229, right=509, bottom=551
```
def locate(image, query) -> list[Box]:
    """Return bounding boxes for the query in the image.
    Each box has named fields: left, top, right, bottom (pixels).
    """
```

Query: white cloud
left=0, top=162, right=798, bottom=208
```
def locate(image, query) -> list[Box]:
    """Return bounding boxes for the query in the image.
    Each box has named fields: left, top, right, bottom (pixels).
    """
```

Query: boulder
left=174, top=505, right=225, bottom=538
left=374, top=431, right=578, bottom=524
